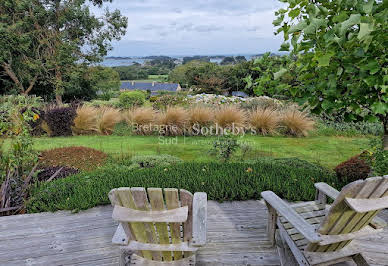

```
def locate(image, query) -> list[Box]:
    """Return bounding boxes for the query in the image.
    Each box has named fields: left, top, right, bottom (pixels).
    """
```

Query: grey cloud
left=141, top=24, right=165, bottom=30
left=193, top=25, right=223, bottom=32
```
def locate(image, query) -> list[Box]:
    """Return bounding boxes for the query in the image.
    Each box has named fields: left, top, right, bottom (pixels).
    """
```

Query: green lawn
left=30, top=135, right=371, bottom=169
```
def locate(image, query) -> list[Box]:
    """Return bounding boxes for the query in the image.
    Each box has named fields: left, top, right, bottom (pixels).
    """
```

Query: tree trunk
left=55, top=66, right=63, bottom=105
left=2, top=63, right=24, bottom=93
left=384, top=130, right=388, bottom=151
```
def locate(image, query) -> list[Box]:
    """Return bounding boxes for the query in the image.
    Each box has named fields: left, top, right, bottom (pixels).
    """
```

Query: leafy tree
left=235, top=56, right=247, bottom=62
left=274, top=0, right=387, bottom=148
left=244, top=53, right=300, bottom=98
left=88, top=66, right=121, bottom=100
left=0, top=0, right=127, bottom=103
left=220, top=57, right=236, bottom=65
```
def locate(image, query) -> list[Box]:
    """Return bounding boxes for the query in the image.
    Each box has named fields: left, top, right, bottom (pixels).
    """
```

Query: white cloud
left=89, top=0, right=285, bottom=56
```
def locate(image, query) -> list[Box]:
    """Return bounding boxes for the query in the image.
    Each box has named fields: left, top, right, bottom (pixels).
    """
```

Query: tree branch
left=2, top=62, right=24, bottom=92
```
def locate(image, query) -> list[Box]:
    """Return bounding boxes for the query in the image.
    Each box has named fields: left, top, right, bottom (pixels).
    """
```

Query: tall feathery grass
left=214, top=105, right=246, bottom=128
left=123, top=107, right=155, bottom=135
left=96, top=107, right=122, bottom=135
left=249, top=108, right=280, bottom=135
left=72, top=105, right=98, bottom=135
left=281, top=108, right=315, bottom=136
left=157, top=106, right=188, bottom=136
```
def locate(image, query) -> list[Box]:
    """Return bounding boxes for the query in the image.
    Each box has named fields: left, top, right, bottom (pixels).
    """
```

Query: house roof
left=231, top=91, right=248, bottom=97
left=120, top=82, right=179, bottom=92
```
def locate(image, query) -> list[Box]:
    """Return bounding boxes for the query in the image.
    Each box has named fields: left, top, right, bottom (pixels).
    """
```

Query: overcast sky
left=91, top=0, right=285, bottom=57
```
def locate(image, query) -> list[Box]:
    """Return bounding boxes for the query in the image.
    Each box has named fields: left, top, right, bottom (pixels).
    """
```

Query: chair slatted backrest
left=109, top=187, right=194, bottom=261
left=306, top=176, right=388, bottom=252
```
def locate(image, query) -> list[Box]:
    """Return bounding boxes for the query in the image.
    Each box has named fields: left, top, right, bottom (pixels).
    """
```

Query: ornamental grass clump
left=157, top=107, right=188, bottom=136
left=72, top=105, right=98, bottom=135
left=96, top=107, right=122, bottom=135
left=281, top=108, right=315, bottom=137
left=123, top=107, right=155, bottom=135
left=248, top=108, right=280, bottom=135
left=214, top=105, right=246, bottom=129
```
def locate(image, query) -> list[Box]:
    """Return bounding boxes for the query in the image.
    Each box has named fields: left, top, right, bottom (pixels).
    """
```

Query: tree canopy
left=274, top=0, right=387, bottom=146
left=0, top=0, right=127, bottom=102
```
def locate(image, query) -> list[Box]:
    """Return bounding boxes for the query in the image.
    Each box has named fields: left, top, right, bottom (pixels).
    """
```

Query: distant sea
left=100, top=54, right=259, bottom=67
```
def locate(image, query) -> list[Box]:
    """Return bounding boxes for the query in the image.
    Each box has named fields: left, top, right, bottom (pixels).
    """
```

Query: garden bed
left=27, top=158, right=341, bottom=213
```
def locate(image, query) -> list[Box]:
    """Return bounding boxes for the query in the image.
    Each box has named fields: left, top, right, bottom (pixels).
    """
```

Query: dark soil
left=39, top=146, right=107, bottom=171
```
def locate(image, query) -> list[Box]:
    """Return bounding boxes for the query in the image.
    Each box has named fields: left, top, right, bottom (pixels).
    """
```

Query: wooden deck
left=0, top=201, right=387, bottom=266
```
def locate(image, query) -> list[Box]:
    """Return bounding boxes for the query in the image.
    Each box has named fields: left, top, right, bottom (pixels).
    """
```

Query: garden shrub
left=112, top=122, right=133, bottom=136
left=119, top=91, right=145, bottom=108
left=210, top=135, right=240, bottom=162
left=123, top=107, right=155, bottom=135
left=152, top=95, right=187, bottom=110
left=96, top=107, right=122, bottom=135
left=248, top=108, right=280, bottom=135
left=281, top=108, right=315, bottom=137
left=45, top=106, right=76, bottom=137
left=129, top=155, right=183, bottom=169
left=315, top=120, right=384, bottom=137
left=334, top=156, right=371, bottom=183
left=37, top=166, right=79, bottom=182
left=214, top=105, right=246, bottom=128
left=72, top=105, right=98, bottom=135
left=157, top=107, right=188, bottom=136
left=188, top=106, right=213, bottom=134
left=27, top=158, right=337, bottom=213
left=240, top=97, right=284, bottom=111
left=39, top=146, right=107, bottom=171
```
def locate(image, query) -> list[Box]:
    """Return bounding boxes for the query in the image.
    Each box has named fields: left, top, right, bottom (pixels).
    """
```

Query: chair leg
left=119, top=247, right=134, bottom=266
left=266, top=202, right=278, bottom=247
left=352, top=254, right=369, bottom=266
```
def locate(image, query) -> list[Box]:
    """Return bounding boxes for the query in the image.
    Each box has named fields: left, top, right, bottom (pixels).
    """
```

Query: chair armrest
left=112, top=222, right=131, bottom=245
left=315, top=182, right=340, bottom=201
left=261, top=191, right=321, bottom=243
left=315, top=183, right=387, bottom=229
left=191, top=192, right=207, bottom=247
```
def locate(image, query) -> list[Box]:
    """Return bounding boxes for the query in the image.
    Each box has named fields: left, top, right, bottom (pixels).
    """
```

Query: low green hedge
left=27, top=158, right=340, bottom=213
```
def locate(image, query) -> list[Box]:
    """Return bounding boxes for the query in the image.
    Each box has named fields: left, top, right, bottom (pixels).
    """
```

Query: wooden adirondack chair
left=108, top=187, right=207, bottom=265
left=261, top=175, right=388, bottom=266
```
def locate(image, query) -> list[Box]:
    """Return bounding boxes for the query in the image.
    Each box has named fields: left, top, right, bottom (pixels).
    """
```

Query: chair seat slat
left=112, top=205, right=188, bottom=223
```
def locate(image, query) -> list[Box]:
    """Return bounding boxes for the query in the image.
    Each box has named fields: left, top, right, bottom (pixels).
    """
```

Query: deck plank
left=0, top=201, right=387, bottom=265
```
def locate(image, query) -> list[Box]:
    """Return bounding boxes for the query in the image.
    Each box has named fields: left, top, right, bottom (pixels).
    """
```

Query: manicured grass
left=29, top=135, right=371, bottom=168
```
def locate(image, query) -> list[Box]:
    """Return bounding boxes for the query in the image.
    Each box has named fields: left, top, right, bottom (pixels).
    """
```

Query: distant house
left=120, top=82, right=181, bottom=94
left=231, top=91, right=248, bottom=98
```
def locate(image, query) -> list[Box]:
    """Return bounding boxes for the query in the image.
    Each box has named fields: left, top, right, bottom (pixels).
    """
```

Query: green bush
left=152, top=95, right=187, bottom=110
left=129, top=155, right=183, bottom=169
left=26, top=158, right=338, bottom=213
left=119, top=91, right=146, bottom=108
left=315, top=120, right=383, bottom=137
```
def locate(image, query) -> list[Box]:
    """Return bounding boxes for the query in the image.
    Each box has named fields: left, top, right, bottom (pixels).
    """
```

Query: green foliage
left=0, top=95, right=40, bottom=180
left=127, top=155, right=183, bottom=169
left=152, top=95, right=188, bottom=110
left=244, top=53, right=300, bottom=98
left=274, top=0, right=387, bottom=134
left=112, top=122, right=133, bottom=136
left=366, top=138, right=388, bottom=176
left=315, top=120, right=384, bottom=137
left=27, top=158, right=337, bottom=212
left=88, top=67, right=121, bottom=100
left=118, top=91, right=146, bottom=108
left=0, top=0, right=127, bottom=101
left=210, top=135, right=240, bottom=162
